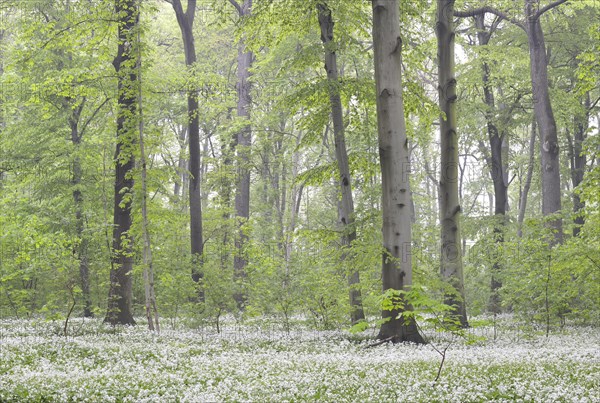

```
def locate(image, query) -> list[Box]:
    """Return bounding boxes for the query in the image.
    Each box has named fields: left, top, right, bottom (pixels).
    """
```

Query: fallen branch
left=366, top=336, right=395, bottom=348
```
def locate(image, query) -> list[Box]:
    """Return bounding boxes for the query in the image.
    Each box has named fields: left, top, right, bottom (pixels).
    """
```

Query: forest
left=0, top=0, right=599, bottom=401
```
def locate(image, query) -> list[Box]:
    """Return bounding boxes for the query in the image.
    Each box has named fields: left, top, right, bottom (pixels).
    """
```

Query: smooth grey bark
left=437, top=0, right=468, bottom=327
left=525, top=0, right=562, bottom=244
left=172, top=0, right=204, bottom=301
left=230, top=0, right=253, bottom=310
left=372, top=0, right=425, bottom=344
left=317, top=1, right=364, bottom=324
left=105, top=0, right=138, bottom=326
left=518, top=118, right=537, bottom=237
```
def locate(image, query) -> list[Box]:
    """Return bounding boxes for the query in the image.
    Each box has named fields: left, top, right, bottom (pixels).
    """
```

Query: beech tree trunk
left=230, top=0, right=253, bottom=310
left=105, top=0, right=138, bottom=326
left=437, top=0, right=468, bottom=327
left=317, top=1, right=364, bottom=324
left=372, top=0, right=424, bottom=344
left=525, top=0, right=562, bottom=244
left=172, top=0, right=204, bottom=301
left=474, top=14, right=507, bottom=314
left=69, top=103, right=92, bottom=318
left=567, top=92, right=589, bottom=237
left=518, top=119, right=538, bottom=237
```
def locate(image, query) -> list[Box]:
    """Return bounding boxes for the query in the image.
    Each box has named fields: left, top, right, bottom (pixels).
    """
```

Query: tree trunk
left=474, top=14, right=507, bottom=314
left=317, top=1, right=364, bottom=324
left=437, top=0, right=468, bottom=327
left=69, top=106, right=93, bottom=318
left=136, top=22, right=159, bottom=333
left=105, top=0, right=138, bottom=326
left=568, top=92, right=589, bottom=237
left=172, top=0, right=204, bottom=301
left=526, top=0, right=562, bottom=244
left=231, top=0, right=253, bottom=310
left=372, top=0, right=425, bottom=344
left=518, top=118, right=537, bottom=237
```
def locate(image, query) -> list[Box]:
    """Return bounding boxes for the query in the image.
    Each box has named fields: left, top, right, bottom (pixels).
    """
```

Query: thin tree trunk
left=437, top=0, right=468, bottom=327
left=372, top=0, right=424, bottom=344
left=172, top=0, right=204, bottom=301
left=317, top=1, right=364, bottom=324
left=518, top=119, right=537, bottom=237
left=68, top=102, right=93, bottom=318
left=230, top=0, right=253, bottom=310
left=105, top=0, right=138, bottom=326
left=137, top=20, right=159, bottom=333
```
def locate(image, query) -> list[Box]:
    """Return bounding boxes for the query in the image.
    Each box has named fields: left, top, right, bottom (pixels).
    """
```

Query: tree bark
left=136, top=22, right=159, bottom=333
left=317, top=1, right=365, bottom=324
left=372, top=0, right=425, bottom=344
left=231, top=0, right=253, bottom=310
left=518, top=118, right=537, bottom=237
left=525, top=0, right=562, bottom=244
left=105, top=0, right=138, bottom=326
left=474, top=14, right=507, bottom=314
left=172, top=0, right=204, bottom=301
left=568, top=92, right=589, bottom=237
left=437, top=0, right=468, bottom=327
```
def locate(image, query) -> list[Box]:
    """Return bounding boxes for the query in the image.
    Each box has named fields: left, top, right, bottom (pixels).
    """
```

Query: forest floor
left=0, top=316, right=598, bottom=402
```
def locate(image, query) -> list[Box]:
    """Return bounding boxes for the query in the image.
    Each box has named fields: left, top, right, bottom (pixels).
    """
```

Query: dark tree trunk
left=317, top=1, right=365, bottom=324
left=105, top=0, right=138, bottom=326
left=474, top=14, right=507, bottom=314
left=525, top=0, right=562, bottom=244
left=230, top=0, right=253, bottom=310
left=372, top=0, right=425, bottom=344
left=172, top=0, right=204, bottom=301
left=437, top=0, right=468, bottom=327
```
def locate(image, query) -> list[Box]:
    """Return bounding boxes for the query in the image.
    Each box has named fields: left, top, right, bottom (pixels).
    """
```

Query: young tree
left=437, top=0, right=468, bottom=327
left=316, top=1, right=364, bottom=324
left=170, top=0, right=205, bottom=301
left=105, top=0, right=139, bottom=325
left=372, top=0, right=424, bottom=343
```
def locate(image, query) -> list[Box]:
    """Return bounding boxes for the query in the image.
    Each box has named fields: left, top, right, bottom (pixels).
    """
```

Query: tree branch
left=228, top=0, right=243, bottom=15
left=80, top=98, right=111, bottom=138
left=534, top=0, right=569, bottom=20
left=454, top=6, right=525, bottom=31
left=588, top=95, right=600, bottom=111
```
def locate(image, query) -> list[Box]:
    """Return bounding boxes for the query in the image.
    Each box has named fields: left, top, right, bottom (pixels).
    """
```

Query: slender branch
left=80, top=97, right=111, bottom=138
left=588, top=95, right=600, bottom=111
left=228, top=0, right=242, bottom=15
left=534, top=0, right=568, bottom=20
left=489, top=16, right=502, bottom=34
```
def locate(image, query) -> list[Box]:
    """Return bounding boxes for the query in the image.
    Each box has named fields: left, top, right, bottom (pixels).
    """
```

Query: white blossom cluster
left=0, top=318, right=598, bottom=402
